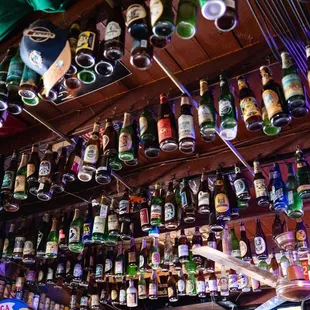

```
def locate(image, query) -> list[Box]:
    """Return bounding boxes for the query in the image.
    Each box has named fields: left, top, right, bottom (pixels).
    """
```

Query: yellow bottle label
left=14, top=175, right=26, bottom=192
left=240, top=96, right=261, bottom=122
left=215, top=193, right=229, bottom=213
left=150, top=0, right=164, bottom=26
left=262, top=89, right=283, bottom=120
left=76, top=31, right=96, bottom=53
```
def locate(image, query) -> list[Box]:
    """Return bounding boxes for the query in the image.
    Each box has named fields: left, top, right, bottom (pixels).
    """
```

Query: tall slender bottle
left=295, top=146, right=310, bottom=200
left=295, top=218, right=308, bottom=252
left=164, top=181, right=179, bottom=229
left=214, top=171, right=230, bottom=220
left=233, top=165, right=250, bottom=201
left=92, top=195, right=109, bottom=244
left=13, top=219, right=26, bottom=260
left=23, top=217, right=37, bottom=264
left=83, top=203, right=94, bottom=245
left=162, top=232, right=172, bottom=272
left=230, top=228, right=241, bottom=259
left=68, top=209, right=84, bottom=253
left=197, top=172, right=211, bottom=214
left=218, top=73, right=237, bottom=140
left=254, top=219, right=268, bottom=260
left=27, top=145, right=40, bottom=196
left=36, top=213, right=51, bottom=258
left=178, top=94, right=195, bottom=154
left=157, top=93, right=178, bottom=152
left=1, top=150, right=19, bottom=195
left=45, top=218, right=58, bottom=259
left=83, top=122, right=100, bottom=172
left=2, top=223, right=15, bottom=260
left=272, top=163, right=288, bottom=212
left=38, top=144, right=54, bottom=185
left=181, top=178, right=196, bottom=223
left=151, top=237, right=160, bottom=270
left=118, top=113, right=134, bottom=161
left=253, top=160, right=269, bottom=207
left=149, top=270, right=158, bottom=300
left=176, top=0, right=198, bottom=39
left=138, top=237, right=148, bottom=273
left=150, top=183, right=163, bottom=227
left=13, top=153, right=28, bottom=200
left=239, top=222, right=252, bottom=261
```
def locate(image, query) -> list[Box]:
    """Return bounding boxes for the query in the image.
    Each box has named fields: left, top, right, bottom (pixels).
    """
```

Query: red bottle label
left=158, top=118, right=172, bottom=143
left=140, top=208, right=149, bottom=226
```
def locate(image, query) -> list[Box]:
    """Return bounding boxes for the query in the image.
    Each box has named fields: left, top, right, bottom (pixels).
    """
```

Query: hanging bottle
left=215, top=0, right=238, bottom=32
left=13, top=219, right=26, bottom=260
left=230, top=228, right=241, bottom=259
left=118, top=113, right=135, bottom=162
left=13, top=153, right=28, bottom=200
left=92, top=195, right=109, bottom=244
left=167, top=272, right=178, bottom=302
left=164, top=181, right=179, bottom=229
left=83, top=122, right=100, bottom=173
left=27, top=145, right=40, bottom=196
left=180, top=178, right=196, bottom=223
left=151, top=237, right=160, bottom=269
left=239, top=222, right=252, bottom=261
left=149, top=269, right=158, bottom=300
left=272, top=214, right=284, bottom=239
left=233, top=165, right=250, bottom=201
left=197, top=172, right=211, bottom=214
left=140, top=192, right=151, bottom=232
left=272, top=163, right=288, bottom=212
left=1, top=150, right=19, bottom=196
left=254, top=219, right=268, bottom=260
left=2, top=223, right=15, bottom=260
left=295, top=218, right=308, bottom=252
left=150, top=183, right=163, bottom=227
left=115, top=244, right=124, bottom=278
left=253, top=160, right=269, bottom=207
left=68, top=209, right=84, bottom=254
left=22, top=217, right=37, bottom=264
left=138, top=237, right=148, bottom=273
left=214, top=171, right=230, bottom=220
left=45, top=218, right=59, bottom=259
left=295, top=146, right=310, bottom=200
left=52, top=147, right=67, bottom=193
left=36, top=213, right=51, bottom=258
left=83, top=203, right=94, bottom=245
left=162, top=232, right=172, bottom=272
left=176, top=0, right=198, bottom=39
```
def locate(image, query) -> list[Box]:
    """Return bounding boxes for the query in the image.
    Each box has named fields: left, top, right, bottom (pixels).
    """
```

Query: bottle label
left=14, top=236, right=25, bottom=253
left=232, top=249, right=241, bottom=258
left=139, top=255, right=145, bottom=268
left=119, top=289, right=126, bottom=303
left=198, top=191, right=210, bottom=207
left=178, top=279, right=185, bottom=292
left=56, top=263, right=65, bottom=275
left=262, top=89, right=283, bottom=120
left=297, top=184, right=310, bottom=194
left=198, top=105, right=213, bottom=125
left=80, top=296, right=88, bottom=307
left=69, top=226, right=80, bottom=243
left=119, top=200, right=130, bottom=215
left=84, top=145, right=99, bottom=164
left=95, top=264, right=103, bottom=278
left=47, top=267, right=54, bottom=280
left=69, top=295, right=76, bottom=309
left=83, top=223, right=92, bottom=239
left=251, top=277, right=260, bottom=290
left=219, top=99, right=233, bottom=116
left=254, top=236, right=266, bottom=254
left=164, top=202, right=175, bottom=222
left=26, top=270, right=36, bottom=282
left=2, top=171, right=14, bottom=190
left=234, top=179, right=248, bottom=196
left=16, top=277, right=24, bottom=290
left=140, top=208, right=149, bottom=226
left=152, top=251, right=160, bottom=265
left=58, top=229, right=65, bottom=243
left=224, top=0, right=236, bottom=9
left=115, top=261, right=123, bottom=274
left=76, top=31, right=96, bottom=53
left=105, top=259, right=112, bottom=272
left=181, top=192, right=188, bottom=209
left=229, top=274, right=238, bottom=288
left=254, top=179, right=268, bottom=198
left=157, top=118, right=173, bottom=143
left=71, top=156, right=81, bottom=174
left=45, top=241, right=58, bottom=255
left=274, top=187, right=284, bottom=202
left=197, top=280, right=205, bottom=293
left=23, top=240, right=35, bottom=255
left=296, top=229, right=307, bottom=241
left=138, top=284, right=146, bottom=296
left=39, top=161, right=51, bottom=176
left=240, top=97, right=261, bottom=122
left=108, top=214, right=119, bottom=231
left=37, top=270, right=43, bottom=282
left=282, top=74, right=303, bottom=101
left=105, top=21, right=122, bottom=41
left=149, top=283, right=157, bottom=295
left=178, top=244, right=189, bottom=258
left=73, top=263, right=82, bottom=277
left=151, top=204, right=161, bottom=220
left=27, top=163, right=36, bottom=178
left=126, top=4, right=147, bottom=26
left=178, top=114, right=195, bottom=141
left=167, top=287, right=174, bottom=298
left=208, top=279, right=217, bottom=292
left=150, top=0, right=163, bottom=26
left=127, top=292, right=137, bottom=307
left=2, top=238, right=9, bottom=255
left=288, top=190, right=294, bottom=205
left=139, top=116, right=148, bottom=136
left=14, top=175, right=26, bottom=192
left=93, top=216, right=105, bottom=234
left=219, top=276, right=229, bottom=292
left=119, top=132, right=133, bottom=152
left=128, top=251, right=136, bottom=263
left=280, top=260, right=290, bottom=277
left=111, top=289, right=118, bottom=301
left=91, top=295, right=99, bottom=307
left=238, top=273, right=248, bottom=289
left=239, top=240, right=247, bottom=257
left=186, top=279, right=194, bottom=294
left=215, top=193, right=229, bottom=213
left=207, top=241, right=216, bottom=249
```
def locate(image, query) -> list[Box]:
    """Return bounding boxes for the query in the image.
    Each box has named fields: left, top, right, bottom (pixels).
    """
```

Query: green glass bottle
left=262, top=105, right=281, bottom=136
left=198, top=79, right=216, bottom=142
left=150, top=0, right=175, bottom=38
left=45, top=218, right=59, bottom=259
left=138, top=274, right=147, bottom=299
left=77, top=69, right=96, bottom=84
left=92, top=195, right=109, bottom=244
left=115, top=244, right=124, bottom=278
left=185, top=249, right=197, bottom=274
left=258, top=259, right=268, bottom=271
left=176, top=0, right=198, bottom=39
left=127, top=237, right=137, bottom=277
left=230, top=228, right=241, bottom=259
left=186, top=273, right=197, bottom=296
left=150, top=237, right=160, bottom=270
left=2, top=150, right=19, bottom=196
left=6, top=48, right=24, bottom=91
left=150, top=183, right=164, bottom=227
left=68, top=209, right=84, bottom=253
left=13, top=153, right=28, bottom=200
left=295, top=146, right=310, bottom=200
left=218, top=73, right=238, bottom=140
left=286, top=163, right=303, bottom=219
left=139, top=109, right=157, bottom=144
left=118, top=113, right=134, bottom=161
left=2, top=223, right=15, bottom=260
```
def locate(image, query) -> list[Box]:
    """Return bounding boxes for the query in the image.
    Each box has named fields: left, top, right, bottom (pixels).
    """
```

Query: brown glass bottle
left=192, top=226, right=203, bottom=267
left=239, top=222, right=252, bottom=261
left=237, top=75, right=263, bottom=131
left=178, top=228, right=189, bottom=263
left=38, top=144, right=54, bottom=185
left=52, top=147, right=67, bottom=193
left=140, top=194, right=151, bottom=232
left=173, top=237, right=182, bottom=270
left=254, top=219, right=268, bottom=260
left=119, top=188, right=131, bottom=223
left=253, top=160, right=269, bottom=207
left=27, top=145, right=40, bottom=196
left=197, top=172, right=211, bottom=214
left=214, top=171, right=230, bottom=220
left=102, top=118, right=118, bottom=157
left=83, top=122, right=100, bottom=172
left=164, top=181, right=179, bottom=230
left=209, top=272, right=218, bottom=296
left=167, top=272, right=178, bottom=302
left=63, top=137, right=84, bottom=182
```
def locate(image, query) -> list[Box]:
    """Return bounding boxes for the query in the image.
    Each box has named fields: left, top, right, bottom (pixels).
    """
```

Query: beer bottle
left=215, top=0, right=238, bottom=32
left=191, top=226, right=203, bottom=266
left=197, top=173, right=211, bottom=214
left=104, top=4, right=125, bottom=61
left=59, top=211, right=71, bottom=251
left=164, top=181, right=179, bottom=229
left=102, top=118, right=118, bottom=158
left=38, top=144, right=54, bottom=185
left=115, top=244, right=124, bottom=277
left=107, top=199, right=120, bottom=246
left=118, top=113, right=134, bottom=161
left=126, top=279, right=137, bottom=307
left=150, top=0, right=175, bottom=38
left=161, top=232, right=172, bottom=272
left=0, top=46, right=17, bottom=110
left=83, top=122, right=100, bottom=172
left=233, top=165, right=250, bottom=201
left=2, top=223, right=15, bottom=260
left=124, top=119, right=139, bottom=166
left=178, top=94, right=195, bottom=154
left=127, top=237, right=137, bottom=277
left=80, top=289, right=89, bottom=310
left=139, top=109, right=157, bottom=144
left=111, top=277, right=118, bottom=305
left=126, top=1, right=149, bottom=40
left=230, top=228, right=241, bottom=259
left=222, top=224, right=232, bottom=255
left=45, top=218, right=58, bottom=259
left=237, top=75, right=263, bottom=131
left=22, top=218, right=37, bottom=264
left=1, top=150, right=19, bottom=195
left=13, top=218, right=26, bottom=260
left=268, top=168, right=275, bottom=211
left=269, top=248, right=279, bottom=276
left=214, top=171, right=230, bottom=220
left=176, top=0, right=198, bottom=39
left=82, top=203, right=94, bottom=245
left=149, top=269, right=158, bottom=300
left=254, top=219, right=268, bottom=260
left=104, top=247, right=114, bottom=276
left=68, top=21, right=80, bottom=70
left=27, top=145, right=40, bottom=196
left=92, top=195, right=109, bottom=244
left=194, top=270, right=205, bottom=298
left=218, top=73, right=238, bottom=140
left=18, top=65, right=40, bottom=99
left=95, top=155, right=111, bottom=185
left=167, top=272, right=178, bottom=302
left=63, top=137, right=83, bottom=182
left=139, top=192, right=151, bottom=232
left=7, top=89, right=23, bottom=115
left=149, top=34, right=171, bottom=48
left=68, top=209, right=84, bottom=254
left=52, top=148, right=67, bottom=193
left=206, top=231, right=216, bottom=272
left=151, top=237, right=160, bottom=269
left=272, top=214, right=284, bottom=239
left=199, top=0, right=226, bottom=20
left=119, top=277, right=127, bottom=305
left=6, top=48, right=24, bottom=91
left=239, top=222, right=252, bottom=261
left=295, top=146, right=310, bottom=200
left=281, top=52, right=307, bottom=118
left=90, top=282, right=100, bottom=310
left=13, top=153, right=28, bottom=200
left=286, top=162, right=303, bottom=219
left=119, top=188, right=130, bottom=223
left=219, top=265, right=229, bottom=296
left=36, top=213, right=51, bottom=258
left=157, top=93, right=178, bottom=152
left=130, top=38, right=154, bottom=70
left=253, top=160, right=269, bottom=207
left=150, top=183, right=163, bottom=226
left=208, top=272, right=218, bottom=296
left=75, top=17, right=98, bottom=68
left=181, top=178, right=196, bottom=223
left=272, top=163, right=288, bottom=212
left=178, top=228, right=189, bottom=263
left=138, top=274, right=147, bottom=299
left=295, top=218, right=308, bottom=252
left=260, top=65, right=291, bottom=127
left=138, top=237, right=148, bottom=273
left=198, top=79, right=216, bottom=141
left=228, top=269, right=238, bottom=292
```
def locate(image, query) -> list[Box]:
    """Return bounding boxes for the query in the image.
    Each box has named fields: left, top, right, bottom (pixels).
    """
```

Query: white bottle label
left=115, top=261, right=123, bottom=274
left=39, top=161, right=51, bottom=176
left=164, top=202, right=175, bottom=221
left=139, top=116, right=148, bottom=136
left=152, top=251, right=160, bottom=265
left=138, top=284, right=146, bottom=296
left=254, top=179, right=268, bottom=198
left=73, top=263, right=82, bottom=277
left=219, top=99, right=232, bottom=116
left=150, top=0, right=163, bottom=26
left=127, top=292, right=137, bottom=307
left=105, top=21, right=121, bottom=41
left=126, top=4, right=146, bottom=26
left=69, top=226, right=80, bottom=243
left=178, top=244, right=189, bottom=258
left=239, top=240, right=247, bottom=257
left=208, top=279, right=217, bottom=292
left=149, top=283, right=157, bottom=296
left=197, top=280, right=205, bottom=293
left=288, top=190, right=294, bottom=205
left=119, top=289, right=126, bottom=303
left=198, top=191, right=210, bottom=207
left=178, top=114, right=195, bottom=141
left=177, top=279, right=185, bottom=292
left=198, top=105, right=213, bottom=125
left=84, top=145, right=99, bottom=164
left=46, top=241, right=58, bottom=255
left=254, top=236, right=266, bottom=255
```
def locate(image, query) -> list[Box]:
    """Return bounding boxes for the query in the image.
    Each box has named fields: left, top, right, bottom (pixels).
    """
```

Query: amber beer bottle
left=38, top=144, right=54, bottom=185
left=237, top=76, right=263, bottom=131
left=83, top=122, right=100, bottom=173
left=214, top=171, right=230, bottom=220
left=102, top=118, right=118, bottom=158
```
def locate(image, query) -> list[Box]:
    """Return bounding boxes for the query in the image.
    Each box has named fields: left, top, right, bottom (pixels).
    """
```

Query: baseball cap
left=20, top=19, right=71, bottom=96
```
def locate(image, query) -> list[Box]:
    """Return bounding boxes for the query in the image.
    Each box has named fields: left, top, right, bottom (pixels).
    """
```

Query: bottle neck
left=122, top=113, right=131, bottom=128
left=141, top=238, right=147, bottom=249
left=73, top=209, right=80, bottom=220
left=180, top=95, right=190, bottom=107
left=9, top=224, right=15, bottom=233
left=237, top=78, right=248, bottom=91
left=153, top=238, right=158, bottom=248
left=19, top=154, right=28, bottom=168
left=43, top=214, right=50, bottom=223
left=160, top=94, right=168, bottom=104
left=92, top=122, right=100, bottom=134
left=260, top=68, right=273, bottom=85
left=31, top=145, right=38, bottom=154
left=253, top=161, right=261, bottom=174
left=200, top=80, right=209, bottom=97
left=281, top=53, right=293, bottom=69
left=51, top=219, right=57, bottom=231
left=287, top=163, right=295, bottom=176
left=220, top=76, right=229, bottom=93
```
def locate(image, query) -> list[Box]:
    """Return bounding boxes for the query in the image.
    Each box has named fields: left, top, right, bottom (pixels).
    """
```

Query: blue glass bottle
left=82, top=203, right=94, bottom=245
left=272, top=163, right=288, bottom=212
